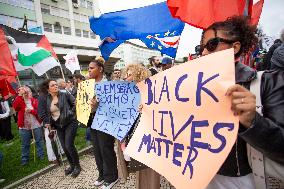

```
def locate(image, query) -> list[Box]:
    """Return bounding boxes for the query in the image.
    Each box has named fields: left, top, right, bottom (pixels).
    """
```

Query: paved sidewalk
left=16, top=154, right=175, bottom=189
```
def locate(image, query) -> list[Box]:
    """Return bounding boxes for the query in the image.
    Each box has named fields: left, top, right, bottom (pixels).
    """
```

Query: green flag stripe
left=17, top=48, right=51, bottom=66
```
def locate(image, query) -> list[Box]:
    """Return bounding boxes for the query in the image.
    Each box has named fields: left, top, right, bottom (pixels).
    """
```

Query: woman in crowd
left=0, top=95, right=13, bottom=141
left=38, top=80, right=81, bottom=178
left=119, top=63, right=160, bottom=189
left=88, top=57, right=118, bottom=189
left=12, top=86, right=44, bottom=165
left=200, top=16, right=284, bottom=189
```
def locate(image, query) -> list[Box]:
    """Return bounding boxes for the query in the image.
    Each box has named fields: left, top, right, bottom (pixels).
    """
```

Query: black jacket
left=38, top=91, right=76, bottom=128
left=218, top=62, right=284, bottom=177
left=260, top=41, right=282, bottom=71
left=271, top=44, right=284, bottom=71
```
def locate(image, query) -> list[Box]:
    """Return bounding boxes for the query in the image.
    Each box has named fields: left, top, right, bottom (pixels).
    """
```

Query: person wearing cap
left=161, top=57, right=173, bottom=71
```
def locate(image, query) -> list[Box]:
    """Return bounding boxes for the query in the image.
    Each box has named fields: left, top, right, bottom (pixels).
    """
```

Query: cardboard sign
left=91, top=81, right=141, bottom=141
left=76, top=79, right=96, bottom=126
left=125, top=49, right=239, bottom=189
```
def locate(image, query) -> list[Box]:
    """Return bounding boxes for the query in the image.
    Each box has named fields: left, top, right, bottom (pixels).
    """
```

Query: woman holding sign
left=88, top=57, right=119, bottom=189
left=120, top=63, right=161, bottom=189
left=200, top=16, right=284, bottom=189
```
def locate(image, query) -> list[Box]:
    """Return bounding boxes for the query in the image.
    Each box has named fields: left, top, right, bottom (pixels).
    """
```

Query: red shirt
left=12, top=96, right=41, bottom=128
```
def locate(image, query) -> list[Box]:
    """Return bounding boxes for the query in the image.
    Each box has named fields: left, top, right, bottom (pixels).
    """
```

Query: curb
left=3, top=145, right=93, bottom=189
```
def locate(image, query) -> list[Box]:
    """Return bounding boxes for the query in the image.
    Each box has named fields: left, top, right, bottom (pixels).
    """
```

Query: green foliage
left=0, top=121, right=87, bottom=188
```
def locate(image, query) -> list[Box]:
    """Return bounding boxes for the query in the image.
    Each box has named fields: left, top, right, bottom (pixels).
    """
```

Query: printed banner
left=125, top=49, right=239, bottom=189
left=91, top=81, right=141, bottom=141
left=76, top=79, right=96, bottom=126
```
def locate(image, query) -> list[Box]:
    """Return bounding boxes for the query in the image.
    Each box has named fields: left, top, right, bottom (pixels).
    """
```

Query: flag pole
left=58, top=63, right=66, bottom=81
left=16, top=76, right=22, bottom=87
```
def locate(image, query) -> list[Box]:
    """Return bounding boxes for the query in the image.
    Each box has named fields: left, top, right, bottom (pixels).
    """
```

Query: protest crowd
left=0, top=1, right=284, bottom=189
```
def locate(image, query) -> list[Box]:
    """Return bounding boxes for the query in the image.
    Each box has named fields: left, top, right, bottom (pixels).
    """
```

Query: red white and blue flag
left=89, top=0, right=185, bottom=60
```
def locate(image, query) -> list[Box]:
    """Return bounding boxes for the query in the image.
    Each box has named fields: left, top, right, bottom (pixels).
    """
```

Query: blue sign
left=91, top=81, right=141, bottom=141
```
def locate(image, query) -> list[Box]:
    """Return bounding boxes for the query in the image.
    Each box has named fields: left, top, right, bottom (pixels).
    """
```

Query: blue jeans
left=0, top=151, right=3, bottom=177
left=86, top=127, right=91, bottom=141
left=19, top=128, right=44, bottom=163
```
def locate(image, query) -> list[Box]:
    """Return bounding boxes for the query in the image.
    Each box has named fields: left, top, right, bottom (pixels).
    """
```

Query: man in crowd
left=148, top=56, right=161, bottom=75
left=66, top=79, right=77, bottom=97
left=161, top=57, right=173, bottom=71
left=73, top=74, right=85, bottom=87
left=57, top=79, right=67, bottom=92
left=111, top=69, right=121, bottom=81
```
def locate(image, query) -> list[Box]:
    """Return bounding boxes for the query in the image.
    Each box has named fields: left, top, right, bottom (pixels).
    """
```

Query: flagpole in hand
left=31, top=128, right=36, bottom=162
left=58, top=62, right=66, bottom=82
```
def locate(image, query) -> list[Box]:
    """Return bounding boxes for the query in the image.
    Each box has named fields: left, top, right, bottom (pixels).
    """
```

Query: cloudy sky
left=176, top=0, right=284, bottom=58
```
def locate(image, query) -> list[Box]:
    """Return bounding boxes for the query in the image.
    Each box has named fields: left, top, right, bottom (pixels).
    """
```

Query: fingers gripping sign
left=226, top=84, right=256, bottom=128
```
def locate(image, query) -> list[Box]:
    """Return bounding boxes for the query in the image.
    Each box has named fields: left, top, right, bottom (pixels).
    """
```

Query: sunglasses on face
left=200, top=37, right=236, bottom=54
left=49, top=84, right=58, bottom=87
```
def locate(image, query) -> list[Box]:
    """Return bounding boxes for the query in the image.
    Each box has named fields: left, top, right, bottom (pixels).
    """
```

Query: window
left=54, top=25, right=62, bottom=34
left=50, top=6, right=69, bottom=19
left=43, top=23, right=52, bottom=32
left=75, top=29, right=81, bottom=37
left=41, top=4, right=50, bottom=14
left=0, top=0, right=34, bottom=10
left=0, top=15, right=36, bottom=29
left=82, top=30, right=89, bottom=38
left=80, top=0, right=86, bottom=8
left=63, top=26, right=71, bottom=35
left=73, top=13, right=81, bottom=21
left=81, top=15, right=89, bottom=23
left=86, top=1, right=93, bottom=9
left=90, top=32, right=96, bottom=39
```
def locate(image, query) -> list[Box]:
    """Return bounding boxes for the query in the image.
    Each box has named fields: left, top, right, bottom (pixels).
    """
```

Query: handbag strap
left=247, top=71, right=266, bottom=189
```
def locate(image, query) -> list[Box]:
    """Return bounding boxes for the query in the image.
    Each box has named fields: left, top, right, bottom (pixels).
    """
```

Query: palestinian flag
left=0, top=24, right=59, bottom=76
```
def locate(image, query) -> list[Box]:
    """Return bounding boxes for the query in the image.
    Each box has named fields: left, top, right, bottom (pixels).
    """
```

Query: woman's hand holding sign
left=89, top=96, right=99, bottom=112
left=226, top=84, right=256, bottom=128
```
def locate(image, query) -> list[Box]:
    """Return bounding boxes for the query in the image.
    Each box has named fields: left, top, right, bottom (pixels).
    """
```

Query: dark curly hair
left=39, top=79, right=56, bottom=95
left=202, top=16, right=258, bottom=58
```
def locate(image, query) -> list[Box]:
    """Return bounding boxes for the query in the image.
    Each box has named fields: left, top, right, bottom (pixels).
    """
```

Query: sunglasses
left=200, top=37, right=236, bottom=54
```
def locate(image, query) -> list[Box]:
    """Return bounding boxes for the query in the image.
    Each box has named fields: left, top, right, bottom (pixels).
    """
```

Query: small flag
left=63, top=51, right=80, bottom=74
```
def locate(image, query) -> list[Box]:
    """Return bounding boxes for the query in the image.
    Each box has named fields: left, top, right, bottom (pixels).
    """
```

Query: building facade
left=114, top=41, right=161, bottom=70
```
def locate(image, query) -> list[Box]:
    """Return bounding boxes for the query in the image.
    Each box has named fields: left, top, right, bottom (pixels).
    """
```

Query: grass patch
left=0, top=121, right=88, bottom=188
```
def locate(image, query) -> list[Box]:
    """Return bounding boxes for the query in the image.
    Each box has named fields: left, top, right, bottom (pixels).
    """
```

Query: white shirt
left=0, top=101, right=10, bottom=119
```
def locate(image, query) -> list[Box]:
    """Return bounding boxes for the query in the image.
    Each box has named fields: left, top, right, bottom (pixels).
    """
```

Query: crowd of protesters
left=0, top=15, right=284, bottom=189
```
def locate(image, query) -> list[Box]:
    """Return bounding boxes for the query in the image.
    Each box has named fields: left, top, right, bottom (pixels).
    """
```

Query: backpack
left=248, top=71, right=284, bottom=189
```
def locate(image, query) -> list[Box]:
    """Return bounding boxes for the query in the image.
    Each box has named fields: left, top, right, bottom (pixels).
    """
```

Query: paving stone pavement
left=16, top=154, right=175, bottom=189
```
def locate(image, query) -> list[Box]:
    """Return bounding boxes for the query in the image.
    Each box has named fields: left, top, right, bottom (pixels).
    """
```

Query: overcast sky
left=176, top=0, right=284, bottom=58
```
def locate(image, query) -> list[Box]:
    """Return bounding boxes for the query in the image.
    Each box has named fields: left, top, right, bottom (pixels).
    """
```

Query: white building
left=114, top=41, right=161, bottom=70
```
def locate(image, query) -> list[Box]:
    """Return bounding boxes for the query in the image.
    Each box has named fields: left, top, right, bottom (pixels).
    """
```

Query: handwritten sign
left=91, top=81, right=141, bottom=141
left=125, top=49, right=239, bottom=189
left=76, top=79, right=96, bottom=126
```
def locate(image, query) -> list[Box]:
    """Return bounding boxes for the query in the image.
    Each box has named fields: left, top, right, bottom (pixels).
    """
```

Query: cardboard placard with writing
left=91, top=81, right=141, bottom=141
left=125, top=49, right=239, bottom=189
left=76, top=79, right=96, bottom=126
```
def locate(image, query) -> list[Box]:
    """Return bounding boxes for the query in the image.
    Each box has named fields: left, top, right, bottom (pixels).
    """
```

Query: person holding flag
left=12, top=86, right=44, bottom=165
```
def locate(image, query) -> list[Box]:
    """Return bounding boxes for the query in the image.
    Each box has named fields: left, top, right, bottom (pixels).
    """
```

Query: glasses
left=200, top=37, right=236, bottom=54
left=49, top=84, right=58, bottom=87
